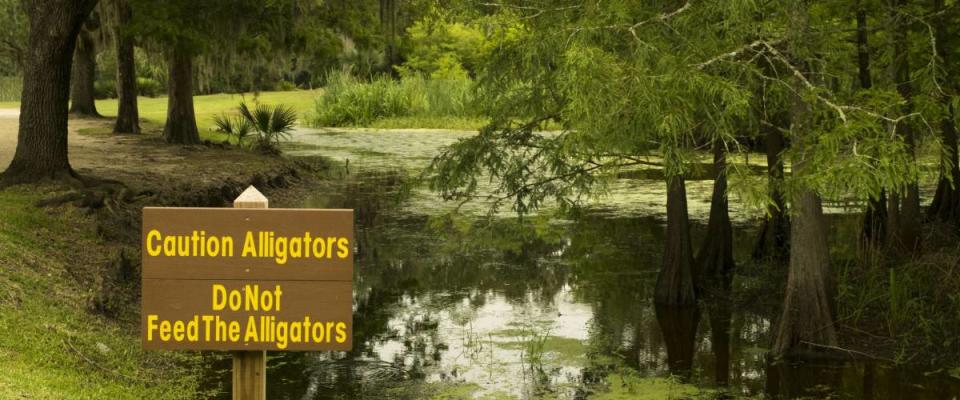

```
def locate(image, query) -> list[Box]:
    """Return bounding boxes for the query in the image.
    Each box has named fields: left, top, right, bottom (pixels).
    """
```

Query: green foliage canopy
left=427, top=0, right=932, bottom=216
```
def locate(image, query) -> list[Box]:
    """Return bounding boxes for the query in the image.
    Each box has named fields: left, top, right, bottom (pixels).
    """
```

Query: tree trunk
left=752, top=18, right=792, bottom=262
left=856, top=3, right=888, bottom=249
left=927, top=0, right=959, bottom=223
left=774, top=188, right=838, bottom=354
left=655, top=175, right=697, bottom=305
left=862, top=190, right=887, bottom=249
left=163, top=45, right=200, bottom=144
left=773, top=0, right=838, bottom=355
left=1, top=0, right=98, bottom=185
left=69, top=22, right=100, bottom=117
left=696, top=141, right=735, bottom=283
left=112, top=0, right=139, bottom=134
left=379, top=0, right=401, bottom=76
left=929, top=105, right=959, bottom=221
left=753, top=115, right=790, bottom=261
left=886, top=190, right=902, bottom=246
left=888, top=0, right=921, bottom=254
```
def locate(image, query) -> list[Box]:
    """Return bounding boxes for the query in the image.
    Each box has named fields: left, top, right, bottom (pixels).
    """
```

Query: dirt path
left=0, top=111, right=300, bottom=192
left=0, top=110, right=18, bottom=167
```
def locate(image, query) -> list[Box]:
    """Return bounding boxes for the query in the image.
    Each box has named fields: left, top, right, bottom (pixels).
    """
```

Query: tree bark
left=69, top=20, right=100, bottom=117
left=112, top=0, right=139, bottom=134
left=753, top=110, right=790, bottom=261
left=163, top=45, right=200, bottom=144
left=379, top=0, right=401, bottom=76
left=856, top=3, right=888, bottom=249
left=655, top=175, right=697, bottom=305
left=929, top=106, right=959, bottom=221
left=773, top=0, right=838, bottom=355
left=927, top=0, right=959, bottom=223
left=862, top=190, right=887, bottom=248
left=773, top=188, right=838, bottom=354
left=888, top=0, right=922, bottom=254
left=696, top=141, right=735, bottom=283
left=1, top=0, right=99, bottom=185
left=886, top=190, right=902, bottom=247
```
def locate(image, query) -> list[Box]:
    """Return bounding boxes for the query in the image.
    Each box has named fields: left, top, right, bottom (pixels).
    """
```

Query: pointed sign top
left=233, top=185, right=268, bottom=209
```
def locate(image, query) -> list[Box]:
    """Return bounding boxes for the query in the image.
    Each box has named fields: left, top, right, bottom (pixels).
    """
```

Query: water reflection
left=655, top=304, right=701, bottom=380
left=203, top=171, right=959, bottom=400
left=196, top=133, right=960, bottom=399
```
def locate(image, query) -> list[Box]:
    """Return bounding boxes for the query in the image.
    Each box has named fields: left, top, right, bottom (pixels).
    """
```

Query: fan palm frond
left=268, top=105, right=298, bottom=144
left=236, top=101, right=297, bottom=153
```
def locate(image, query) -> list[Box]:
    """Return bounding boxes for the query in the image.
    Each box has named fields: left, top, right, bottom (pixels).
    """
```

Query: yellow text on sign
left=212, top=284, right=283, bottom=312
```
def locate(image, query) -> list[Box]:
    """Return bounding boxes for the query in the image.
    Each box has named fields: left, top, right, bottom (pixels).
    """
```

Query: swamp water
left=206, top=128, right=960, bottom=399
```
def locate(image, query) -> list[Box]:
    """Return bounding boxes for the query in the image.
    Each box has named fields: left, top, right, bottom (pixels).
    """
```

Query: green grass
left=310, top=71, right=484, bottom=129
left=0, top=86, right=489, bottom=131
left=96, top=90, right=320, bottom=141
left=0, top=89, right=320, bottom=141
left=0, top=187, right=204, bottom=399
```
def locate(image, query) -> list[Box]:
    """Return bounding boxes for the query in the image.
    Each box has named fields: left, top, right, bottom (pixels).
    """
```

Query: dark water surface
left=205, top=129, right=960, bottom=399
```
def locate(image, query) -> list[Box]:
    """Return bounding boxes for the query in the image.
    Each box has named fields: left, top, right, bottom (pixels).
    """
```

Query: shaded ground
left=0, top=111, right=308, bottom=194
left=0, top=111, right=325, bottom=399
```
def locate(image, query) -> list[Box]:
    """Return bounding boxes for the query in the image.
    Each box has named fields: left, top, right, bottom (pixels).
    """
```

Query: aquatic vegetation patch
left=588, top=373, right=714, bottom=400
left=493, top=333, right=588, bottom=367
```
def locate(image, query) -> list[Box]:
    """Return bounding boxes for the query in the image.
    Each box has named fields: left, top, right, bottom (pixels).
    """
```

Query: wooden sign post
left=141, top=186, right=354, bottom=400
left=232, top=187, right=268, bottom=400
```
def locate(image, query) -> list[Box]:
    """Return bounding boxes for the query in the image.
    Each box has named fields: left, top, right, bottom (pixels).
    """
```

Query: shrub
left=402, top=19, right=486, bottom=78
left=311, top=70, right=475, bottom=127
left=136, top=77, right=163, bottom=97
left=214, top=101, right=297, bottom=154
left=275, top=80, right=298, bottom=91
left=94, top=80, right=117, bottom=99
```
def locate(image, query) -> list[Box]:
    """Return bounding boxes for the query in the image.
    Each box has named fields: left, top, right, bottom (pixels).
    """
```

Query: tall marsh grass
left=0, top=76, right=21, bottom=102
left=310, top=71, right=476, bottom=127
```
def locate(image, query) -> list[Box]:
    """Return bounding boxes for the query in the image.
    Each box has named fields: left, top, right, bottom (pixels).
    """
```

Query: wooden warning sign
left=141, top=204, right=353, bottom=351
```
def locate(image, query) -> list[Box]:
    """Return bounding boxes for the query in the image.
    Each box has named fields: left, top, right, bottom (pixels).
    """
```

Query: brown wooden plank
left=233, top=351, right=266, bottom=400
left=142, top=279, right=352, bottom=351
left=142, top=207, right=354, bottom=281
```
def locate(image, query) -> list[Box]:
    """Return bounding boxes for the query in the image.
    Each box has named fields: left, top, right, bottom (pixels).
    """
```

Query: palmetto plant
left=214, top=101, right=297, bottom=153
left=213, top=113, right=253, bottom=143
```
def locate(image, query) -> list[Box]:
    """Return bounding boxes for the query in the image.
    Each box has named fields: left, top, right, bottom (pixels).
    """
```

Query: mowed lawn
left=101, top=90, right=320, bottom=131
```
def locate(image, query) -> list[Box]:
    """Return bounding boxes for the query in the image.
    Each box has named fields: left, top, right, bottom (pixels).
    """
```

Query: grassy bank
left=310, top=72, right=488, bottom=130
left=0, top=186, right=204, bottom=399
left=0, top=115, right=319, bottom=398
